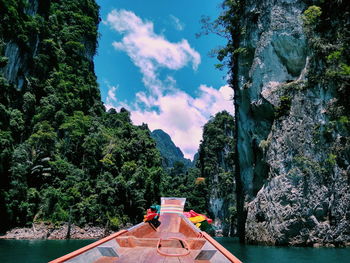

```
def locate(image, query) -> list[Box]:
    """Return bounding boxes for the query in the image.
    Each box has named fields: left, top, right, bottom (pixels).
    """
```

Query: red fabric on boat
left=183, top=210, right=213, bottom=224
left=144, top=208, right=159, bottom=221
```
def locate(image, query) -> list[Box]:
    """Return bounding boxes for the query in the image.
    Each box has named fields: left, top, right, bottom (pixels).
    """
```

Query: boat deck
left=50, top=198, right=242, bottom=263
left=95, top=247, right=198, bottom=263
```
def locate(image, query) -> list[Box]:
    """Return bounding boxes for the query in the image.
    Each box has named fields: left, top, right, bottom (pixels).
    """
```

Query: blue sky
left=95, top=0, right=234, bottom=159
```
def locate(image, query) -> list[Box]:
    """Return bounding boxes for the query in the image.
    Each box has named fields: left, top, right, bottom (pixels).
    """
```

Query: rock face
left=1, top=0, right=96, bottom=92
left=2, top=0, right=40, bottom=91
left=151, top=129, right=192, bottom=168
left=233, top=0, right=350, bottom=246
left=0, top=223, right=108, bottom=240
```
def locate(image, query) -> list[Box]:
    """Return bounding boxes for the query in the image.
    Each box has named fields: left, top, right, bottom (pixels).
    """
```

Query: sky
left=95, top=0, right=234, bottom=159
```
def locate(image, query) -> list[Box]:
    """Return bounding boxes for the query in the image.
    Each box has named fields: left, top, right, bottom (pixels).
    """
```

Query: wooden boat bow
left=49, top=197, right=242, bottom=263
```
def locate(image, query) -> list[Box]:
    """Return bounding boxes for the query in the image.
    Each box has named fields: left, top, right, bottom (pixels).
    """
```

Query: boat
left=49, top=197, right=242, bottom=263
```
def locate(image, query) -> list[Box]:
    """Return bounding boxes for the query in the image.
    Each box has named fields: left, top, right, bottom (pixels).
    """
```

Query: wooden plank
left=178, top=249, right=195, bottom=263
left=179, top=218, right=199, bottom=238
left=116, top=247, right=153, bottom=263
left=94, top=256, right=118, bottom=263
left=127, top=222, right=157, bottom=238
left=187, top=239, right=206, bottom=250
left=162, top=248, right=181, bottom=263
left=162, top=248, right=194, bottom=263
left=49, top=229, right=128, bottom=263
left=141, top=248, right=166, bottom=263
left=117, top=236, right=160, bottom=247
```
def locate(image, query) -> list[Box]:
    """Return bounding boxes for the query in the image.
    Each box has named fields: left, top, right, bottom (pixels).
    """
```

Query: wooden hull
left=49, top=198, right=242, bottom=263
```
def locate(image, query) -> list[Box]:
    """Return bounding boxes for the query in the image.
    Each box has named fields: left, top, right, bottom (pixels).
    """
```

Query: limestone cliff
left=1, top=0, right=98, bottom=91
left=1, top=0, right=41, bottom=91
left=231, top=0, right=350, bottom=246
left=151, top=129, right=192, bottom=168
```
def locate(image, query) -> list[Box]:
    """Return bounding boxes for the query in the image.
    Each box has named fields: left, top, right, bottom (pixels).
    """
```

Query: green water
left=216, top=238, right=350, bottom=263
left=0, top=238, right=349, bottom=263
left=0, top=239, right=93, bottom=263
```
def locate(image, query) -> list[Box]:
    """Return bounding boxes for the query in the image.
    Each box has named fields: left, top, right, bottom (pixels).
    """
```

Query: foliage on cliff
left=197, top=111, right=236, bottom=235
left=198, top=0, right=244, bottom=74
left=303, top=0, right=350, bottom=113
left=198, top=111, right=235, bottom=192
left=0, top=0, right=165, bottom=232
left=302, top=0, right=350, bottom=174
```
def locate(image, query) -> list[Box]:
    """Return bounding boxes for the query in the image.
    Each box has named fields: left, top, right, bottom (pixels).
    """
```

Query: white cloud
left=169, top=15, right=185, bottom=31
left=105, top=84, right=118, bottom=111
left=130, top=85, right=234, bottom=159
left=106, top=9, right=200, bottom=96
left=105, top=10, right=234, bottom=159
left=108, top=86, right=117, bottom=102
left=220, top=85, right=234, bottom=101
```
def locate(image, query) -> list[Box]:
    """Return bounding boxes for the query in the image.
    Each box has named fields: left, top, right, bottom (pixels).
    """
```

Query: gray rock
left=0, top=223, right=109, bottom=240
left=234, top=0, right=350, bottom=246
left=2, top=0, right=40, bottom=91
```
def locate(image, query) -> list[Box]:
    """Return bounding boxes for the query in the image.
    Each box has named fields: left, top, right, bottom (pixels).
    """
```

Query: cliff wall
left=233, top=0, right=350, bottom=246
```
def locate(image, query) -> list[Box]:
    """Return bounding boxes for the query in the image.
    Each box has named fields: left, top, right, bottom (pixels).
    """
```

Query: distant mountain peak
left=151, top=129, right=192, bottom=168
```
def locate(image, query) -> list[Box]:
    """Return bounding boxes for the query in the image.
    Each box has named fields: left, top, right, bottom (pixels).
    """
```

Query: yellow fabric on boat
left=189, top=215, right=206, bottom=223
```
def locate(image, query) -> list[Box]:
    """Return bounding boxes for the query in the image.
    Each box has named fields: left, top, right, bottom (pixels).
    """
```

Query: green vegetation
left=0, top=0, right=167, bottom=232
left=162, top=162, right=209, bottom=213
left=0, top=1, right=238, bottom=234
left=304, top=0, right=350, bottom=175
left=302, top=1, right=350, bottom=114
left=293, top=155, right=327, bottom=177
left=198, top=111, right=235, bottom=188
left=301, top=5, right=322, bottom=27
left=275, top=96, right=292, bottom=119
left=198, top=0, right=244, bottom=73
left=197, top=111, right=236, bottom=235
left=325, top=153, right=337, bottom=167
left=259, top=138, right=271, bottom=152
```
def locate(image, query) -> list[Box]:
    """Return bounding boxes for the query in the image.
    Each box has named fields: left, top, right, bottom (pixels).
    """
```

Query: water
left=0, top=239, right=93, bottom=263
left=216, top=238, right=350, bottom=263
left=0, top=238, right=350, bottom=263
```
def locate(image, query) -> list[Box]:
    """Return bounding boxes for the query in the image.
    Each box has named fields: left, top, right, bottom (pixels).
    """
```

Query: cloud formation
left=131, top=85, right=234, bottom=159
left=169, top=15, right=185, bottom=31
left=105, top=10, right=234, bottom=159
left=106, top=9, right=200, bottom=96
left=105, top=84, right=118, bottom=111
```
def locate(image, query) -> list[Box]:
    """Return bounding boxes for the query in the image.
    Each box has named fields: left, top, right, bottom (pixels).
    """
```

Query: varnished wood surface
left=112, top=247, right=199, bottom=263
left=49, top=198, right=242, bottom=263
left=48, top=229, right=128, bottom=263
